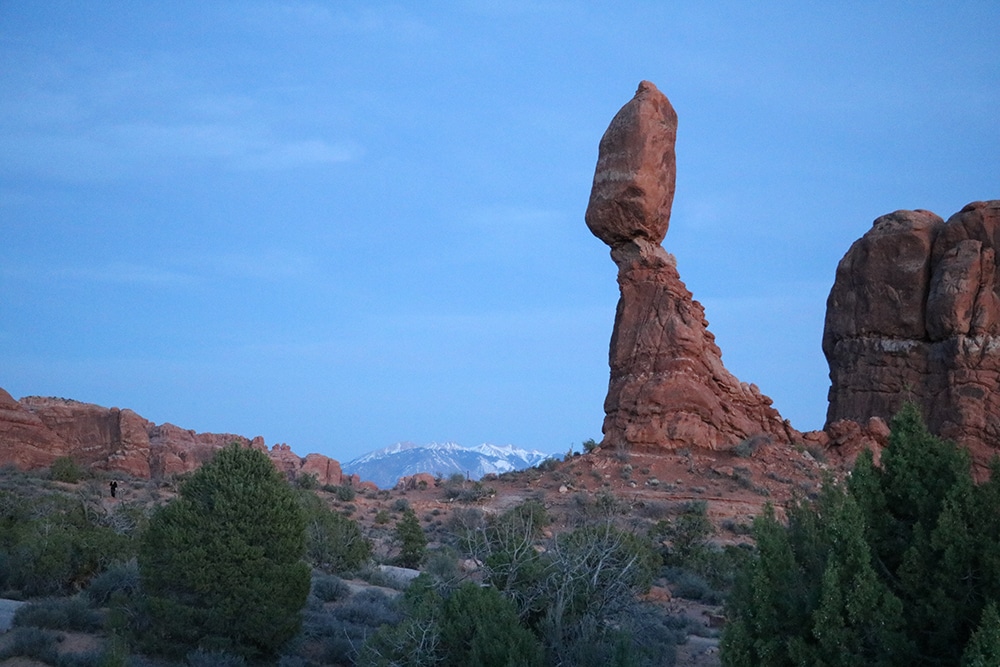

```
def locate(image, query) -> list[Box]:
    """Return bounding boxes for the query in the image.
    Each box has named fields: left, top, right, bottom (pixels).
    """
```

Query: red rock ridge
left=586, top=82, right=798, bottom=452
left=0, top=392, right=348, bottom=486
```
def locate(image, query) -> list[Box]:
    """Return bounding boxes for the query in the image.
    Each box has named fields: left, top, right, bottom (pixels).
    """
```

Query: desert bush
left=443, top=507, right=486, bottom=550
left=185, top=648, right=248, bottom=666
left=85, top=559, right=140, bottom=607
left=331, top=588, right=401, bottom=627
left=299, top=491, right=372, bottom=573
left=0, top=626, right=59, bottom=663
left=50, top=456, right=85, bottom=483
left=359, top=576, right=543, bottom=667
left=56, top=650, right=105, bottom=667
left=295, top=587, right=401, bottom=666
left=333, top=485, right=357, bottom=502
left=391, top=498, right=411, bottom=513
left=423, top=546, right=462, bottom=588
left=444, top=480, right=495, bottom=503
left=311, top=572, right=349, bottom=603
left=664, top=568, right=725, bottom=604
left=13, top=595, right=102, bottom=632
left=655, top=500, right=714, bottom=567
left=138, top=444, right=310, bottom=660
left=295, top=472, right=319, bottom=490
left=0, top=489, right=134, bottom=597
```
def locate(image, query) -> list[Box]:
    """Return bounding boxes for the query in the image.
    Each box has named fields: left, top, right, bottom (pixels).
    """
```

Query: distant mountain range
left=342, top=442, right=553, bottom=489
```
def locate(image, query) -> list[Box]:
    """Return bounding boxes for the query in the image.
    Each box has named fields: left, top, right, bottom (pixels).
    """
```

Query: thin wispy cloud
left=1, top=262, right=198, bottom=287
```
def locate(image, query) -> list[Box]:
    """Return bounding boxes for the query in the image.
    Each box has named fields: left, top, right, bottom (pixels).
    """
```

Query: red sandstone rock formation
left=19, top=396, right=153, bottom=477
left=0, top=388, right=69, bottom=469
left=586, top=81, right=796, bottom=451
left=824, top=200, right=1000, bottom=467
left=0, top=391, right=349, bottom=486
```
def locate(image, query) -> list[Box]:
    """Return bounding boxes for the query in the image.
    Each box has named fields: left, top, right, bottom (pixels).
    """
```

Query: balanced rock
left=824, top=200, right=1000, bottom=467
left=586, top=82, right=795, bottom=451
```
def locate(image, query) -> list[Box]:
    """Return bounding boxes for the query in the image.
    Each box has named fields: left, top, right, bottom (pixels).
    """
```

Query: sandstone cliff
left=586, top=81, right=797, bottom=452
left=825, top=200, right=1000, bottom=466
left=0, top=391, right=347, bottom=485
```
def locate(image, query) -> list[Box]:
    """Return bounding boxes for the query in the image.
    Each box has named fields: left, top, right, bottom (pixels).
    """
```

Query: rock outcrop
left=0, top=388, right=69, bottom=469
left=0, top=392, right=348, bottom=485
left=824, top=200, right=1000, bottom=466
left=586, top=81, right=796, bottom=451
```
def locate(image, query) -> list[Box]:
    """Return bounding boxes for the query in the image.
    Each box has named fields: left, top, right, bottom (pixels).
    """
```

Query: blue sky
left=2, top=2, right=998, bottom=462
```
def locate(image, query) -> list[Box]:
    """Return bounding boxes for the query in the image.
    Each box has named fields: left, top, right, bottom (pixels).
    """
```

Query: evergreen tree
left=439, top=582, right=544, bottom=667
left=804, top=489, right=909, bottom=666
left=723, top=403, right=1000, bottom=667
left=962, top=602, right=1000, bottom=667
left=394, top=508, right=428, bottom=568
left=138, top=444, right=310, bottom=659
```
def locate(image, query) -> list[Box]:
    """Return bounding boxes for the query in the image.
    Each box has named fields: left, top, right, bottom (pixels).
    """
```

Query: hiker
left=110, top=480, right=118, bottom=498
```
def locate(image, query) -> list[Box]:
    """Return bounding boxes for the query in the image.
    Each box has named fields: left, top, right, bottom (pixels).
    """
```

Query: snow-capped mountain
left=343, top=442, right=553, bottom=489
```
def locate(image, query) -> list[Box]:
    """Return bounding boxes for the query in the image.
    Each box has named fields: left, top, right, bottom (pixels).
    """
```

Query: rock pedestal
left=586, top=82, right=795, bottom=451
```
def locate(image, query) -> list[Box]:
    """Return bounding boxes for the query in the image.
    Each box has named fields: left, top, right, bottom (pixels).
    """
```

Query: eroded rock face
left=0, top=389, right=69, bottom=469
left=0, top=392, right=348, bottom=486
left=825, top=200, right=1000, bottom=466
left=587, top=82, right=796, bottom=451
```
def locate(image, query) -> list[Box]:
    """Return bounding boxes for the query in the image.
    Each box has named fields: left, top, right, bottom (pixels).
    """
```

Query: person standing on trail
left=110, top=480, right=118, bottom=498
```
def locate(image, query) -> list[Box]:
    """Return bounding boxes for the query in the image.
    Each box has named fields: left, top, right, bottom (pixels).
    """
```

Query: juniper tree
left=723, top=404, right=1000, bottom=667
left=137, top=443, right=310, bottom=660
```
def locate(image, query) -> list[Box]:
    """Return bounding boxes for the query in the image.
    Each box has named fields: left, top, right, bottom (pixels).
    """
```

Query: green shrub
left=138, top=444, right=310, bottom=660
left=185, top=648, right=248, bottom=666
left=299, top=491, right=372, bottom=573
left=392, top=498, right=411, bottom=513
left=311, top=573, right=349, bottom=603
left=334, top=485, right=356, bottom=502
left=665, top=568, right=724, bottom=604
left=50, top=456, right=85, bottom=483
left=439, top=582, right=544, bottom=666
left=0, top=490, right=134, bottom=597
left=0, top=626, right=59, bottom=663
left=85, top=559, right=140, bottom=607
left=13, top=596, right=102, bottom=632
left=295, top=473, right=318, bottom=490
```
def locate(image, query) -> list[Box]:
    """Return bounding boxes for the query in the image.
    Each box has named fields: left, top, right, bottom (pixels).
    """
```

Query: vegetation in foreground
left=722, top=403, right=1000, bottom=666
left=0, top=440, right=732, bottom=666
left=13, top=404, right=996, bottom=666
